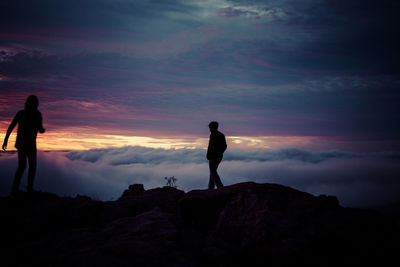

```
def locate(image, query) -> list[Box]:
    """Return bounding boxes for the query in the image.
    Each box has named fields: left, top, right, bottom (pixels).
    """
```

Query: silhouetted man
left=207, top=121, right=227, bottom=189
left=2, top=95, right=45, bottom=196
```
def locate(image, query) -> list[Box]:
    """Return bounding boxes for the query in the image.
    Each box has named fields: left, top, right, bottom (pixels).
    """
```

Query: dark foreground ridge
left=1, top=182, right=398, bottom=266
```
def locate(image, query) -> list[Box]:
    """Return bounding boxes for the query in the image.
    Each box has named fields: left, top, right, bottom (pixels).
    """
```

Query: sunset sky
left=1, top=0, right=399, bottom=151
left=0, top=1, right=399, bottom=206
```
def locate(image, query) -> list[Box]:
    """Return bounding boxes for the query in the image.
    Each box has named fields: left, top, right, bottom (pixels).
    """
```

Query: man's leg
left=214, top=158, right=223, bottom=188
left=12, top=149, right=27, bottom=195
left=209, top=158, right=224, bottom=189
left=208, top=160, right=215, bottom=189
left=26, top=149, right=37, bottom=193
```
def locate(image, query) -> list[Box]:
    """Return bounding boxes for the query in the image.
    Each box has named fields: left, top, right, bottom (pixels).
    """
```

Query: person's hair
left=208, top=121, right=219, bottom=129
left=25, top=95, right=39, bottom=110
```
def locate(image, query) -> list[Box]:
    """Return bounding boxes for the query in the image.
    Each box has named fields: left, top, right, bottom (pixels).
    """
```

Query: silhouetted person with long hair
left=2, top=95, right=45, bottom=196
left=207, top=121, right=227, bottom=189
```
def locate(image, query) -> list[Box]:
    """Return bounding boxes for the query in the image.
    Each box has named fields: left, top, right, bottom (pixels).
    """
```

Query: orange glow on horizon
left=0, top=125, right=326, bottom=151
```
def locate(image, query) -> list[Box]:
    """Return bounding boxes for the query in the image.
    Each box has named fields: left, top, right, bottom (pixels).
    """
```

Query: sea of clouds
left=1, top=146, right=399, bottom=208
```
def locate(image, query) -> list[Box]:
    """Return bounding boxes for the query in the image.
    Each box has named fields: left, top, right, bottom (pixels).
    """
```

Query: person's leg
left=213, top=158, right=224, bottom=189
left=208, top=160, right=215, bottom=189
left=27, top=149, right=37, bottom=193
left=12, top=149, right=27, bottom=195
left=209, top=159, right=223, bottom=189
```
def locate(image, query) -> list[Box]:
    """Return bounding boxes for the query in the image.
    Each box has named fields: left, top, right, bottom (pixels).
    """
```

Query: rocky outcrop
left=0, top=182, right=397, bottom=266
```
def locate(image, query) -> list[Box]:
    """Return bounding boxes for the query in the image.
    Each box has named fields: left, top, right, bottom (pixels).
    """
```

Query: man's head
left=209, top=121, right=219, bottom=132
left=25, top=95, right=39, bottom=110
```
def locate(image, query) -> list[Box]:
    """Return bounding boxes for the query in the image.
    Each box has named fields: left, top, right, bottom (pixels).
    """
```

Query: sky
left=0, top=0, right=399, bottom=207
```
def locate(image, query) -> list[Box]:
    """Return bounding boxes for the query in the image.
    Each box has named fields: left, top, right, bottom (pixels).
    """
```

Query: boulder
left=0, top=182, right=397, bottom=266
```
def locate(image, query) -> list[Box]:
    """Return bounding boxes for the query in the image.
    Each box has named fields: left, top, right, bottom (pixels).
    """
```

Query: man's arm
left=206, top=135, right=213, bottom=160
left=218, top=133, right=227, bottom=155
left=222, top=134, right=227, bottom=153
left=2, top=113, right=19, bottom=151
left=38, top=112, right=45, bottom=133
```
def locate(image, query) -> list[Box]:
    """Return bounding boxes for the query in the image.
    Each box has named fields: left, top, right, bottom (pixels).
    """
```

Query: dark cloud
left=217, top=7, right=254, bottom=18
left=294, top=0, right=400, bottom=74
left=0, top=0, right=196, bottom=29
left=216, top=0, right=400, bottom=74
left=0, top=51, right=135, bottom=82
left=1, top=0, right=399, bottom=74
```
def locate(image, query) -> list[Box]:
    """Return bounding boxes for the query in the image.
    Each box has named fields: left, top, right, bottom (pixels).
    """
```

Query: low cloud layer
left=66, top=146, right=400, bottom=165
left=1, top=147, right=399, bottom=208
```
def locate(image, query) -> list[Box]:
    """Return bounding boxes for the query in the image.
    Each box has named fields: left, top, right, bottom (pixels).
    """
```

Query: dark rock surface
left=0, top=182, right=398, bottom=266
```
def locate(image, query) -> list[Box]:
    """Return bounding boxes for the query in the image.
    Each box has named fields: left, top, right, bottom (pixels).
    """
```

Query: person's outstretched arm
left=2, top=113, right=19, bottom=151
left=222, top=135, right=227, bottom=153
left=38, top=112, right=45, bottom=134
